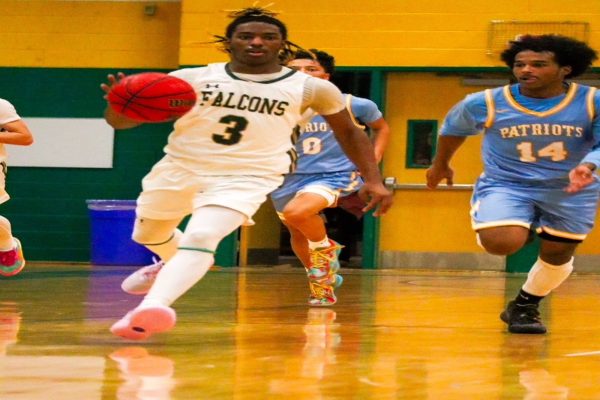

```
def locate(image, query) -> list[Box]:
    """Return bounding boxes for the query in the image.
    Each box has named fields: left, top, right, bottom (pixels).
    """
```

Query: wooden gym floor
left=1, top=263, right=600, bottom=399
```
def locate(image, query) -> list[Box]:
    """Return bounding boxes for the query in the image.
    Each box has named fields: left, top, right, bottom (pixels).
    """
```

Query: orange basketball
left=107, top=72, right=196, bottom=122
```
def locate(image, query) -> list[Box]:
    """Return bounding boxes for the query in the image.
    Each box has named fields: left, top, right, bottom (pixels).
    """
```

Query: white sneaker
left=121, top=258, right=164, bottom=295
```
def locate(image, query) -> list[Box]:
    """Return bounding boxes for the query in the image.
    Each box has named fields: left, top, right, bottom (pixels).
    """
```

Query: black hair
left=225, top=7, right=288, bottom=40
left=500, top=34, right=598, bottom=78
left=293, top=48, right=336, bottom=75
left=213, top=7, right=301, bottom=64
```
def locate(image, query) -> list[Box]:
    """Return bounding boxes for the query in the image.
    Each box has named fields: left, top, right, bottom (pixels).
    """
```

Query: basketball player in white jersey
left=0, top=99, right=33, bottom=277
left=102, top=7, right=393, bottom=340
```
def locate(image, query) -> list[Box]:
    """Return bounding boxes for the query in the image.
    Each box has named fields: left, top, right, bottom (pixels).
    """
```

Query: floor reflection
left=0, top=265, right=600, bottom=398
left=110, top=347, right=176, bottom=400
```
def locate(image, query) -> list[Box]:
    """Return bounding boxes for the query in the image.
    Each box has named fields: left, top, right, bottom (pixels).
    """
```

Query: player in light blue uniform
left=272, top=96, right=384, bottom=207
left=427, top=35, right=600, bottom=334
left=271, top=49, right=390, bottom=306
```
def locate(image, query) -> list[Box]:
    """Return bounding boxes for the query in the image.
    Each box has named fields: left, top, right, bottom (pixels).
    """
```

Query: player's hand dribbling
left=565, top=163, right=596, bottom=193
left=100, top=72, right=126, bottom=100
left=358, top=182, right=393, bottom=217
left=426, top=164, right=454, bottom=189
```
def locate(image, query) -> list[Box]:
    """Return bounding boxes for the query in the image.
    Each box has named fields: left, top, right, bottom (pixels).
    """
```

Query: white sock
left=140, top=250, right=213, bottom=307
left=522, top=257, right=574, bottom=297
left=308, top=237, right=330, bottom=250
left=138, top=205, right=247, bottom=308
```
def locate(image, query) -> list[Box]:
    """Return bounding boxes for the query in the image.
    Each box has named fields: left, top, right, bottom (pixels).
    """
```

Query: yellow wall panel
left=380, top=191, right=479, bottom=252
left=380, top=73, right=485, bottom=253
left=0, top=1, right=181, bottom=68
left=180, top=0, right=600, bottom=67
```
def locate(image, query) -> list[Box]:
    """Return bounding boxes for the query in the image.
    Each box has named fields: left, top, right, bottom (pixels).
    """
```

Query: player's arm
left=366, top=118, right=390, bottom=163
left=426, top=95, right=485, bottom=189
left=566, top=93, right=600, bottom=193
left=101, top=73, right=142, bottom=130
left=426, top=135, right=466, bottom=189
left=0, top=119, right=33, bottom=146
left=353, top=97, right=390, bottom=163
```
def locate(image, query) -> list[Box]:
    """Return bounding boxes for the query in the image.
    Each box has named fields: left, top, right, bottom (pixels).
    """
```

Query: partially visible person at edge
left=426, top=34, right=600, bottom=335
left=0, top=99, right=33, bottom=277
left=270, top=48, right=391, bottom=306
left=102, top=7, right=393, bottom=341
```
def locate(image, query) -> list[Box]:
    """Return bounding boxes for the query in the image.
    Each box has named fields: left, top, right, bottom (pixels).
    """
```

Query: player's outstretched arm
left=101, top=73, right=142, bottom=130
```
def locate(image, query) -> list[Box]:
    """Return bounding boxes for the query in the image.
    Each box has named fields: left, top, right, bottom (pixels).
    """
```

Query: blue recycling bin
left=86, top=199, right=154, bottom=265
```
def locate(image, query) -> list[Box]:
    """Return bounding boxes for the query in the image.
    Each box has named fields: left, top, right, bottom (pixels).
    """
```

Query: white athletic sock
left=145, top=229, right=183, bottom=262
left=308, top=236, right=330, bottom=250
left=522, top=257, right=574, bottom=297
left=138, top=205, right=247, bottom=308
left=140, top=250, right=214, bottom=307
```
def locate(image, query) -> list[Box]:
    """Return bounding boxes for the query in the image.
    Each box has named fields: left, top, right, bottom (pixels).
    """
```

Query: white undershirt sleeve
left=301, top=77, right=345, bottom=116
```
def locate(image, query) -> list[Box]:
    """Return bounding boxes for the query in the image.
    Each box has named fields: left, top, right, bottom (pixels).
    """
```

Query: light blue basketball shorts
left=470, top=176, right=600, bottom=240
left=270, top=171, right=363, bottom=215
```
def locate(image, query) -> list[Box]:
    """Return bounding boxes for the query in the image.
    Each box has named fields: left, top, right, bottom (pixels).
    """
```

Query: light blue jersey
left=441, top=83, right=600, bottom=185
left=294, top=94, right=382, bottom=174
left=442, top=83, right=600, bottom=238
left=271, top=94, right=383, bottom=215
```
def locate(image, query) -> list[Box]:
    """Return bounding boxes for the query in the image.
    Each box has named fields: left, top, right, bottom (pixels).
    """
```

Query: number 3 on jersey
left=517, top=141, right=567, bottom=162
left=212, top=115, right=248, bottom=145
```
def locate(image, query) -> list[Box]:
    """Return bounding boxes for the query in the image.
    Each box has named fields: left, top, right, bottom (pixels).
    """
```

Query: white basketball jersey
left=166, top=63, right=310, bottom=175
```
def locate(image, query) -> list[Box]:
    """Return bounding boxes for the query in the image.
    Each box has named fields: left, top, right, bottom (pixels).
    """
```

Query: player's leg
left=0, top=165, right=24, bottom=277
left=111, top=174, right=283, bottom=340
left=111, top=206, right=246, bottom=340
left=284, top=222, right=310, bottom=269
left=471, top=178, right=533, bottom=255
left=476, top=225, right=531, bottom=255
left=272, top=174, right=346, bottom=306
left=284, top=188, right=346, bottom=306
left=500, top=183, right=599, bottom=334
left=501, top=236, right=578, bottom=334
left=121, top=218, right=183, bottom=295
left=142, top=205, right=246, bottom=306
left=118, top=156, right=194, bottom=294
left=0, top=215, right=24, bottom=277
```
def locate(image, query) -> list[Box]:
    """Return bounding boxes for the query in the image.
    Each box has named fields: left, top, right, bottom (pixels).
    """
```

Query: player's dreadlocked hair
left=293, top=48, right=336, bottom=75
left=213, top=6, right=302, bottom=64
left=501, top=34, right=598, bottom=79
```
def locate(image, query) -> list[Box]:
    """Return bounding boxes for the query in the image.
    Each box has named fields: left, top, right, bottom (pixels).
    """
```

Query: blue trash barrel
left=86, top=199, right=154, bottom=266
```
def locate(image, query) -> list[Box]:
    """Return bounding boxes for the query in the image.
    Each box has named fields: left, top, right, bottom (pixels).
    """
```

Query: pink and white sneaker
left=110, top=305, right=176, bottom=341
left=121, top=258, right=164, bottom=295
left=0, top=238, right=25, bottom=277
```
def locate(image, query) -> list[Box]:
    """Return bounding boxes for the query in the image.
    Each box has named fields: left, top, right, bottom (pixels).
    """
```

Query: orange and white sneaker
left=0, top=238, right=25, bottom=277
left=307, top=240, right=344, bottom=307
left=121, top=257, right=164, bottom=295
left=110, top=305, right=176, bottom=341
